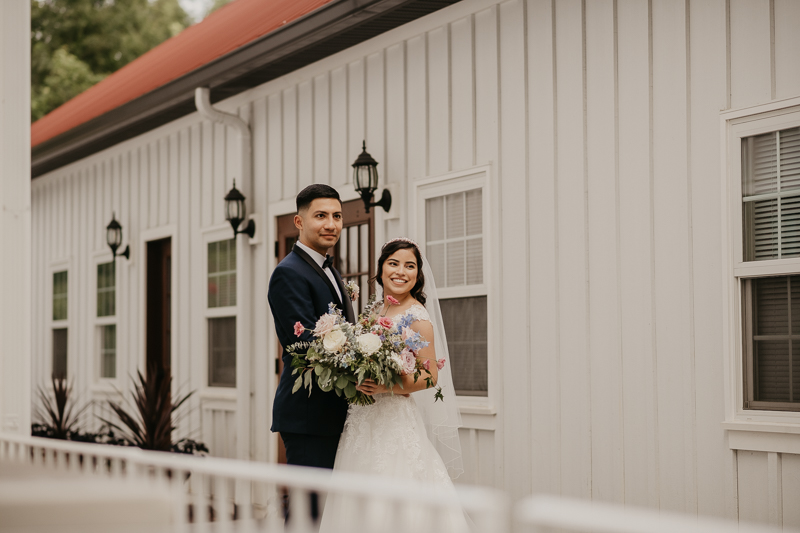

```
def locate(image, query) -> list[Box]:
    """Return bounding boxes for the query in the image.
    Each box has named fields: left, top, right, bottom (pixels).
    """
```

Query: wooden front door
left=332, top=199, right=375, bottom=312
left=273, top=199, right=374, bottom=462
left=146, top=238, right=171, bottom=382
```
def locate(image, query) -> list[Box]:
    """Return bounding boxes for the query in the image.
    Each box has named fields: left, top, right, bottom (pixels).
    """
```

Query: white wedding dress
left=319, top=305, right=470, bottom=533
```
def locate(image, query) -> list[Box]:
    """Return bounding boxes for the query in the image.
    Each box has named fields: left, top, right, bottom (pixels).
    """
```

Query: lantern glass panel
left=354, top=166, right=378, bottom=191
left=226, top=198, right=245, bottom=222
left=107, top=226, right=121, bottom=249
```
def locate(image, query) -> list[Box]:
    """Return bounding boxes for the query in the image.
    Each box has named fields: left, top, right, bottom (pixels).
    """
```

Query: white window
left=207, top=239, right=236, bottom=388
left=95, top=261, right=117, bottom=379
left=724, top=98, right=800, bottom=419
left=417, top=171, right=489, bottom=398
left=52, top=270, right=68, bottom=378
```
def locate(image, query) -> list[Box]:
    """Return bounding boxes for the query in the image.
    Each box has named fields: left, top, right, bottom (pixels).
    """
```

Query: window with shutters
left=417, top=171, right=490, bottom=398
left=725, top=101, right=800, bottom=414
left=208, top=239, right=236, bottom=308
left=52, top=270, right=68, bottom=378
left=206, top=238, right=236, bottom=388
left=95, top=261, right=117, bottom=380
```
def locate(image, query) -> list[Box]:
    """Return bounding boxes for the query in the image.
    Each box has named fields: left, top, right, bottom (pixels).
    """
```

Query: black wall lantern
left=352, top=141, right=391, bottom=213
left=225, top=179, right=256, bottom=238
left=106, top=213, right=130, bottom=260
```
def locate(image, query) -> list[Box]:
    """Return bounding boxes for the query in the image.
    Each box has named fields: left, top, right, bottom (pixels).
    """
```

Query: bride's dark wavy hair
left=371, top=241, right=426, bottom=305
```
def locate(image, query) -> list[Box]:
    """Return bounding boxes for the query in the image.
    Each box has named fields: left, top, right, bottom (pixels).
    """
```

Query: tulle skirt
left=319, top=394, right=469, bottom=533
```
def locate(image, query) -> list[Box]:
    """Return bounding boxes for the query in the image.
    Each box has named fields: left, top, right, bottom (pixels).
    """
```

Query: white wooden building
left=27, top=0, right=800, bottom=528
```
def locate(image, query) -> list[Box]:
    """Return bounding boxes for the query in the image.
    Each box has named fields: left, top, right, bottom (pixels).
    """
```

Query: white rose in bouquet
left=390, top=353, right=404, bottom=370
left=322, top=328, right=347, bottom=352
left=356, top=333, right=382, bottom=355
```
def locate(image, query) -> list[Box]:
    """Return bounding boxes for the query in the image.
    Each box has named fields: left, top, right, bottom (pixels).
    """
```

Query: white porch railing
left=515, top=495, right=789, bottom=533
left=0, top=434, right=507, bottom=533
left=2, top=434, right=792, bottom=533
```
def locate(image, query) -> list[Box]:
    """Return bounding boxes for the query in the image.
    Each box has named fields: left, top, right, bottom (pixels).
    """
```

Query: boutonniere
left=345, top=280, right=360, bottom=302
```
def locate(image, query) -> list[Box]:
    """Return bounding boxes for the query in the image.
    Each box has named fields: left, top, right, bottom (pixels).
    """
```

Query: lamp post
left=225, top=179, right=256, bottom=238
left=106, top=213, right=130, bottom=260
left=352, top=141, right=391, bottom=213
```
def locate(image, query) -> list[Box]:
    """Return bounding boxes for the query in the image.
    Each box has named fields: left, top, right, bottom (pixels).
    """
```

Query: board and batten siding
left=29, top=0, right=800, bottom=526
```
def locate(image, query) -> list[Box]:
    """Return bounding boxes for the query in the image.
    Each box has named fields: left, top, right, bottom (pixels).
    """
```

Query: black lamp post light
left=352, top=141, right=391, bottom=213
left=225, top=179, right=256, bottom=239
left=106, top=213, right=130, bottom=260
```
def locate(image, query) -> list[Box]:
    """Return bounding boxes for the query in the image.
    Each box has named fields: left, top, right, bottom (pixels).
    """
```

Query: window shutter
left=751, top=276, right=800, bottom=403
left=208, top=239, right=236, bottom=308
left=425, top=189, right=483, bottom=288
left=743, top=127, right=800, bottom=261
left=209, top=316, right=236, bottom=387
left=53, top=271, right=68, bottom=321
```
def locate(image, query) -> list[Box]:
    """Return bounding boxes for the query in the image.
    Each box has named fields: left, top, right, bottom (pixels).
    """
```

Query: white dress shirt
left=295, top=241, right=343, bottom=302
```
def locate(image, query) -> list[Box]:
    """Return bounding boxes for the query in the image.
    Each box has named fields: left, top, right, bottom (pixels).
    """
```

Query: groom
left=269, top=184, right=354, bottom=473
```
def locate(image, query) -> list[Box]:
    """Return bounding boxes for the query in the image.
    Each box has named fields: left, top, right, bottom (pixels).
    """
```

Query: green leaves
left=31, top=0, right=192, bottom=121
left=344, top=383, right=357, bottom=399
left=292, top=375, right=303, bottom=394
left=304, top=368, right=313, bottom=397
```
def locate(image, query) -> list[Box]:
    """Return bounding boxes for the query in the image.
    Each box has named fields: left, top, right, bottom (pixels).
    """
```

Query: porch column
left=0, top=0, right=32, bottom=435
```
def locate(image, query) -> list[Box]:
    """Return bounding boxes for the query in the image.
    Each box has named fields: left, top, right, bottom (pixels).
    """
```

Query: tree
left=31, top=0, right=192, bottom=122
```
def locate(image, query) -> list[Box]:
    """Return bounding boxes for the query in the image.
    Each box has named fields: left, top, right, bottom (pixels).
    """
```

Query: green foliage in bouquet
left=287, top=295, right=441, bottom=405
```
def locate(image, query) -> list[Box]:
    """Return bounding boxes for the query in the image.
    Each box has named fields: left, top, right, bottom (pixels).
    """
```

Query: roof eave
left=32, top=0, right=461, bottom=178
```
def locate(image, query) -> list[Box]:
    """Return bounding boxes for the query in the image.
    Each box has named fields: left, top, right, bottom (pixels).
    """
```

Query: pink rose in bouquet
left=314, top=313, right=338, bottom=336
left=377, top=316, right=394, bottom=329
left=386, top=295, right=400, bottom=306
left=400, top=348, right=417, bottom=375
left=436, top=358, right=446, bottom=370
left=293, top=321, right=305, bottom=337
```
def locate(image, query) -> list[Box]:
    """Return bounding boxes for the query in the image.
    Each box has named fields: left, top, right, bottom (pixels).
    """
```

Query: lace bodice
left=390, top=303, right=430, bottom=324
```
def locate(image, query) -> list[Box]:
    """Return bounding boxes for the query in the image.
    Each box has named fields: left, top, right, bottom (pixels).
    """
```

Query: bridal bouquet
left=287, top=296, right=444, bottom=405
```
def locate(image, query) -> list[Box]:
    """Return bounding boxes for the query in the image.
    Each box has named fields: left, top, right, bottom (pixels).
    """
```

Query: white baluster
left=287, top=486, right=312, bottom=533
left=172, top=468, right=189, bottom=533
left=193, top=472, right=211, bottom=533
left=216, top=475, right=232, bottom=528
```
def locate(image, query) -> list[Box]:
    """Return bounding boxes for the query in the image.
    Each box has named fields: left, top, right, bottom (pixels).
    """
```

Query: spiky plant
left=100, top=363, right=192, bottom=452
left=34, top=375, right=88, bottom=440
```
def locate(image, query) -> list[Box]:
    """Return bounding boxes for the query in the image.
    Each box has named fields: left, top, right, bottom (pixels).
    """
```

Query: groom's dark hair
left=296, top=184, right=341, bottom=212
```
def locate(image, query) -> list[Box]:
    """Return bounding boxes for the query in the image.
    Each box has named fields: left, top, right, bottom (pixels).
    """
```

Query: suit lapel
left=291, top=244, right=343, bottom=308
left=330, top=267, right=356, bottom=323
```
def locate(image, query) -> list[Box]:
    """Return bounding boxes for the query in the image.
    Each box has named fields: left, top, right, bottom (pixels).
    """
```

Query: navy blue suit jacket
left=269, top=245, right=354, bottom=436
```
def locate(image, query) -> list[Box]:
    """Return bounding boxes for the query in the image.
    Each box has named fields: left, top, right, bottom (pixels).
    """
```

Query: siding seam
left=769, top=0, right=776, bottom=101
left=581, top=0, right=592, bottom=498
left=612, top=0, right=625, bottom=504
left=551, top=0, right=563, bottom=496
left=685, top=0, right=699, bottom=514
left=647, top=0, right=661, bottom=510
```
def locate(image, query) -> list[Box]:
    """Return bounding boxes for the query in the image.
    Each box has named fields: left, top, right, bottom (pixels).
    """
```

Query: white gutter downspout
left=194, top=87, right=253, bottom=471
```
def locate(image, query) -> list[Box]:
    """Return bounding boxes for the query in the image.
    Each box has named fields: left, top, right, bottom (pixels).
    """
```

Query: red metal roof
left=31, top=0, right=334, bottom=147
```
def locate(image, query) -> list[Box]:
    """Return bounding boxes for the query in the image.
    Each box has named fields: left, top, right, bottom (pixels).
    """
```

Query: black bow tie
left=322, top=255, right=334, bottom=270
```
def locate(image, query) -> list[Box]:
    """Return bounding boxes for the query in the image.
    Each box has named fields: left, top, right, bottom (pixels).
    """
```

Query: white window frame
left=91, top=251, right=119, bottom=385
left=721, top=96, right=800, bottom=452
left=202, top=225, right=238, bottom=395
left=48, top=260, right=71, bottom=380
left=413, top=166, right=495, bottom=415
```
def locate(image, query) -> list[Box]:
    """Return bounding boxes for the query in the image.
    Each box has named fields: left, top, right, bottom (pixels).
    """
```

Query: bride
left=319, top=237, right=469, bottom=532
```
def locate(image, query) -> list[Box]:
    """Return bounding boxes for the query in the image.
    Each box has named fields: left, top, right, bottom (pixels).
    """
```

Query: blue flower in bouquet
left=402, top=328, right=429, bottom=352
